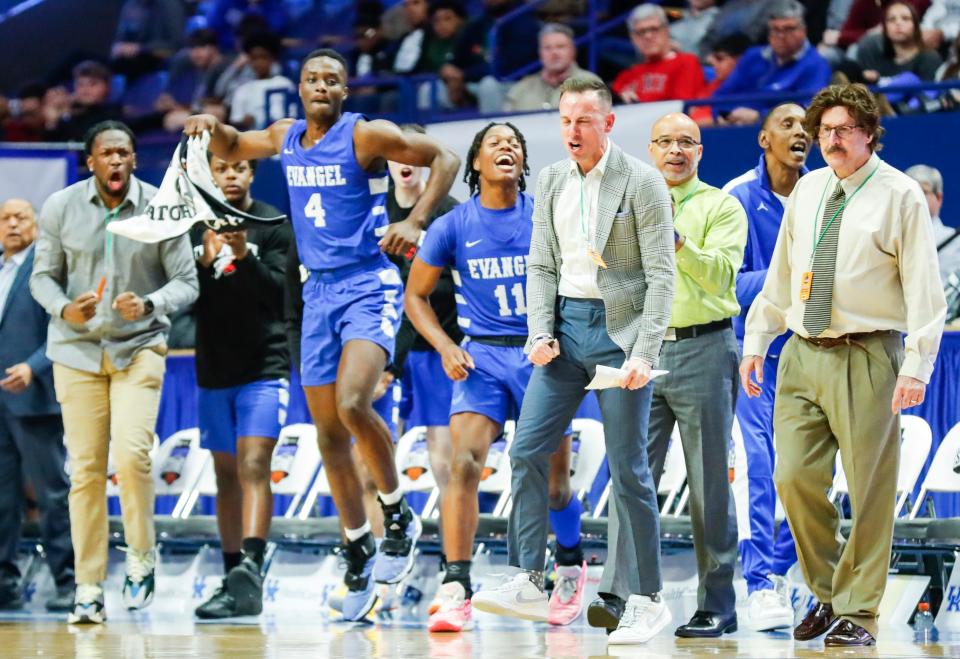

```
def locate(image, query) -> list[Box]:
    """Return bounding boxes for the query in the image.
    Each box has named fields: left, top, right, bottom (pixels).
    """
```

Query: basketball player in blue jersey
left=406, top=123, right=587, bottom=633
left=184, top=48, right=461, bottom=621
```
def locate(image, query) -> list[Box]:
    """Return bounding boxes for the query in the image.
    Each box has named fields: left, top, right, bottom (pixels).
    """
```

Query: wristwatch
left=143, top=298, right=155, bottom=315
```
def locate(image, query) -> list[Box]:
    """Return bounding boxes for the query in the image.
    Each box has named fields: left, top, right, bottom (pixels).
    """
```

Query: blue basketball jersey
left=281, top=113, right=389, bottom=271
left=418, top=194, right=533, bottom=337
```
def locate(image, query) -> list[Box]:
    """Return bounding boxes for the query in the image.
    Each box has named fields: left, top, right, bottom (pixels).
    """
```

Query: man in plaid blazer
left=472, top=75, right=676, bottom=645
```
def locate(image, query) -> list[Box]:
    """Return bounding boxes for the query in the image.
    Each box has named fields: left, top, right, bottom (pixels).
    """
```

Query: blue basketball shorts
left=399, top=349, right=453, bottom=428
left=300, top=259, right=403, bottom=386
left=198, top=379, right=289, bottom=453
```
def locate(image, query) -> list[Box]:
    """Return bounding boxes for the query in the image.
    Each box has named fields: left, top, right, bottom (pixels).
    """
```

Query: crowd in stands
left=2, top=0, right=960, bottom=141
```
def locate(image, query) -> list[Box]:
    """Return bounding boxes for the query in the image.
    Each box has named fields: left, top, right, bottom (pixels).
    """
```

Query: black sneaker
left=341, top=533, right=378, bottom=621
left=373, top=498, right=422, bottom=584
left=0, top=578, right=23, bottom=611
left=195, top=559, right=264, bottom=620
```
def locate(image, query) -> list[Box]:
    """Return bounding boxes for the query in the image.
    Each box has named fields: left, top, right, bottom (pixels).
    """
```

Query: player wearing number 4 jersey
left=184, top=48, right=460, bottom=622
left=407, top=123, right=587, bottom=634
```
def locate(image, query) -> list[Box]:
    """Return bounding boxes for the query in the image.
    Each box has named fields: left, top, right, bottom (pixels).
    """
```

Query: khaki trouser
left=53, top=348, right=166, bottom=585
left=773, top=332, right=902, bottom=637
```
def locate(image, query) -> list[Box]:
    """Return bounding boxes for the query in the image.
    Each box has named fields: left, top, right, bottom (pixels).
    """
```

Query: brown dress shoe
left=793, top=602, right=837, bottom=640
left=824, top=619, right=876, bottom=646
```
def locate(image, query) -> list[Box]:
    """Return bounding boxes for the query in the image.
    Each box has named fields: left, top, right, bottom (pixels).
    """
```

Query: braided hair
left=463, top=122, right=530, bottom=197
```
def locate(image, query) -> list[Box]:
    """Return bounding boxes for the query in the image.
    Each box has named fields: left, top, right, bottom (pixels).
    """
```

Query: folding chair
left=480, top=420, right=515, bottom=517
left=271, top=424, right=322, bottom=518
left=152, top=428, right=210, bottom=518
left=395, top=426, right=441, bottom=518
left=909, top=422, right=960, bottom=519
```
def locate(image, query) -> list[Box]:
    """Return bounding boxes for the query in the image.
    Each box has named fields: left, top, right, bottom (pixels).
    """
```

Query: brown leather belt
left=800, top=330, right=897, bottom=349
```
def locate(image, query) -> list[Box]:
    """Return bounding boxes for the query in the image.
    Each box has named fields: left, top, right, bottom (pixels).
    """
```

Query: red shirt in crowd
left=611, top=51, right=706, bottom=103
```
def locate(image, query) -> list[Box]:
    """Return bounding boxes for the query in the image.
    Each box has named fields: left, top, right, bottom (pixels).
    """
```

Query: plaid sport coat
left=525, top=142, right=675, bottom=367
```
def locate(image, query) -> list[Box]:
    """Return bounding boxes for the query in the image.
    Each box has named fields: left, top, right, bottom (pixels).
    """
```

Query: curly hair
left=804, top=83, right=884, bottom=152
left=462, top=122, right=530, bottom=197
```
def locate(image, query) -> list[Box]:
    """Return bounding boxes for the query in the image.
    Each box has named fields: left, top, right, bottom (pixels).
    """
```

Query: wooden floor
left=0, top=612, right=953, bottom=658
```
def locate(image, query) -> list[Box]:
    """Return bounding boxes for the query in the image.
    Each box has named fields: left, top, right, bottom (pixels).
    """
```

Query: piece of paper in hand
left=585, top=365, right=669, bottom=390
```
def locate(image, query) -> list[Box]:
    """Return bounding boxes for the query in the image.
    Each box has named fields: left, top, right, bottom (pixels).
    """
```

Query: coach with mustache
left=741, top=84, right=946, bottom=646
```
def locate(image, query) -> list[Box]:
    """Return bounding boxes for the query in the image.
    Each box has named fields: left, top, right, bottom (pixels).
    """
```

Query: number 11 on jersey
left=305, top=192, right=325, bottom=227
left=494, top=283, right=527, bottom=317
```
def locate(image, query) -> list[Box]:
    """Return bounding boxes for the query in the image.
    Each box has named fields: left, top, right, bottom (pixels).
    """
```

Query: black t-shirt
left=192, top=199, right=293, bottom=388
left=386, top=188, right=462, bottom=377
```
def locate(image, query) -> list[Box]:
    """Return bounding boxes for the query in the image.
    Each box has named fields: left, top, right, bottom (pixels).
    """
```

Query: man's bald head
left=650, top=112, right=701, bottom=142
left=648, top=112, right=703, bottom=185
left=0, top=198, right=36, bottom=258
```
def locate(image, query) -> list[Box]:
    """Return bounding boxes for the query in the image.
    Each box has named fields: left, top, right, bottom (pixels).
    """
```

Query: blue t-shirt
left=280, top=113, right=389, bottom=271
left=418, top=194, right=533, bottom=337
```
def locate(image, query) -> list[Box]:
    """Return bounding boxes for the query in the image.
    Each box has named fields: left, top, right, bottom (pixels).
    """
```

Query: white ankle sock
left=344, top=521, right=372, bottom=542
left=378, top=488, right=403, bottom=506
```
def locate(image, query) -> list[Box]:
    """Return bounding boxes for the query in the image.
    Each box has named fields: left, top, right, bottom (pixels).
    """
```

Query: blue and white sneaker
left=121, top=546, right=157, bottom=610
left=68, top=584, right=106, bottom=624
left=373, top=498, right=422, bottom=584
left=341, top=533, right=378, bottom=622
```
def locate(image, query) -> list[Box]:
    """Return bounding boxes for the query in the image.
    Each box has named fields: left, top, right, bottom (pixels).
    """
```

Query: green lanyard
left=809, top=162, right=879, bottom=265
left=672, top=182, right=699, bottom=225
left=103, top=207, right=121, bottom=262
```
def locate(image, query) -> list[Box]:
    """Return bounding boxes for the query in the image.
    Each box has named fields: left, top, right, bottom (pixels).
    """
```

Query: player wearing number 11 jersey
left=183, top=48, right=460, bottom=622
left=406, top=123, right=587, bottom=633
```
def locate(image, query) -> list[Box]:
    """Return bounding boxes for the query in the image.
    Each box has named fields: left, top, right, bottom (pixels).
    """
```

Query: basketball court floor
left=0, top=543, right=950, bottom=658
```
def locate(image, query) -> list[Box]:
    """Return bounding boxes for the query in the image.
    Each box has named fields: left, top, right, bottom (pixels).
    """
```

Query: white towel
left=108, top=132, right=285, bottom=243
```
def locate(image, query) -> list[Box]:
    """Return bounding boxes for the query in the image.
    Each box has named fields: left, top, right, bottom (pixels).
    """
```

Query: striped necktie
left=803, top=182, right=845, bottom=337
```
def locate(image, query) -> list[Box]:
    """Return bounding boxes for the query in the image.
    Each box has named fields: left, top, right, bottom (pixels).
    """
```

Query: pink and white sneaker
left=428, top=581, right=473, bottom=633
left=548, top=561, right=587, bottom=626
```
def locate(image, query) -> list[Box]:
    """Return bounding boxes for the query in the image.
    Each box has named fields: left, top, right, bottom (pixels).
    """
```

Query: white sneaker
left=121, top=546, right=157, bottom=610
left=471, top=571, right=548, bottom=622
left=743, top=583, right=794, bottom=631
left=608, top=594, right=672, bottom=645
left=68, top=584, right=106, bottom=624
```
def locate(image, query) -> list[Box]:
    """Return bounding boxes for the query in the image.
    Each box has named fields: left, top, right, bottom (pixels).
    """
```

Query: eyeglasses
left=651, top=137, right=700, bottom=150
left=631, top=25, right=665, bottom=38
left=768, top=23, right=802, bottom=36
left=817, top=124, right=863, bottom=140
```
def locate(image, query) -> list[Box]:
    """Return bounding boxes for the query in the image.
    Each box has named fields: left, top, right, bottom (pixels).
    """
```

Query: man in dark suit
left=0, top=198, right=74, bottom=611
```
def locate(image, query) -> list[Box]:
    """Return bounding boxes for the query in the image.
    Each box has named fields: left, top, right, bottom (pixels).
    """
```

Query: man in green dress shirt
left=645, top=112, right=748, bottom=638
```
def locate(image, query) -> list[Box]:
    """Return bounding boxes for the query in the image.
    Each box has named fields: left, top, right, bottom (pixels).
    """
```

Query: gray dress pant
left=647, top=327, right=739, bottom=615
left=507, top=297, right=662, bottom=599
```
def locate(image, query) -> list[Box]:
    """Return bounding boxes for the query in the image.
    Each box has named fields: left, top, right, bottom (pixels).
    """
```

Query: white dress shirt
left=0, top=247, right=28, bottom=320
left=744, top=152, right=947, bottom=382
left=553, top=142, right=612, bottom=299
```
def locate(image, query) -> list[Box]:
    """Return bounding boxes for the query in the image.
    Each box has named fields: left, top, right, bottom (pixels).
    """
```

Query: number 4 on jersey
left=494, top=283, right=526, bottom=317
left=305, top=192, right=325, bottom=227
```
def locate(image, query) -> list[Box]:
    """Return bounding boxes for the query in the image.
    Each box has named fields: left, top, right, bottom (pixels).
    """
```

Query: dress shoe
left=587, top=593, right=625, bottom=630
left=675, top=610, right=737, bottom=638
left=45, top=583, right=76, bottom=613
left=824, top=619, right=876, bottom=647
left=0, top=579, right=23, bottom=610
left=793, top=601, right=837, bottom=641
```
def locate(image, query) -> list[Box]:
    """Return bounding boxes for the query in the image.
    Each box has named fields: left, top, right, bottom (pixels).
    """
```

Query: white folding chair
left=152, top=428, right=210, bottom=518
left=896, top=415, right=933, bottom=516
left=910, top=422, right=960, bottom=519
left=271, top=424, right=322, bottom=518
left=395, top=426, right=441, bottom=517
